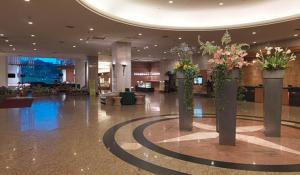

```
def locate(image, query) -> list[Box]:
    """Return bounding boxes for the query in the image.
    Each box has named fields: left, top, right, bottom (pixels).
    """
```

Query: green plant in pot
left=198, top=31, right=249, bottom=145
left=256, top=47, right=296, bottom=137
left=171, top=43, right=199, bottom=131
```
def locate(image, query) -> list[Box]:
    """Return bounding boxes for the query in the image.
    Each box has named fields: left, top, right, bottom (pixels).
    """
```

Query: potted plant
left=256, top=47, right=296, bottom=137
left=171, top=43, right=199, bottom=131
left=199, top=31, right=249, bottom=145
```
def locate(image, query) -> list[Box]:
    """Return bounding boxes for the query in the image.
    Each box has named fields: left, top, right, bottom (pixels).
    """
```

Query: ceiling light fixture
left=5, top=40, right=9, bottom=43
left=24, top=0, right=30, bottom=2
left=0, top=34, right=4, bottom=37
left=33, top=48, right=37, bottom=51
left=253, top=41, right=257, bottom=44
left=163, top=51, right=167, bottom=54
left=79, top=38, right=83, bottom=41
left=138, top=33, right=142, bottom=36
left=73, top=45, right=77, bottom=48
left=89, top=28, right=94, bottom=31
left=294, top=34, right=298, bottom=37
left=154, top=44, right=158, bottom=47
left=168, top=1, right=173, bottom=4
left=137, top=49, right=140, bottom=52
left=9, top=44, right=13, bottom=47
left=30, top=34, right=35, bottom=37
left=252, top=31, right=257, bottom=35
left=12, top=48, right=16, bottom=51
left=219, top=2, right=224, bottom=6
left=28, top=21, right=33, bottom=25
left=32, top=42, right=36, bottom=45
left=178, top=37, right=182, bottom=40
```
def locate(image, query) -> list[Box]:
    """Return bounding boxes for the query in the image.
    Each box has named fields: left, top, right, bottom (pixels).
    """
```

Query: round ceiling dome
left=77, top=0, right=300, bottom=31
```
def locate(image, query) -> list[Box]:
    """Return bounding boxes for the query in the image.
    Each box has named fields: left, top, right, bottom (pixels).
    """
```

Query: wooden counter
left=255, top=87, right=289, bottom=105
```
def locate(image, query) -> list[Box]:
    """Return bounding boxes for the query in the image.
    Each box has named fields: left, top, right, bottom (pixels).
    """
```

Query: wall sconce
left=122, top=63, right=127, bottom=76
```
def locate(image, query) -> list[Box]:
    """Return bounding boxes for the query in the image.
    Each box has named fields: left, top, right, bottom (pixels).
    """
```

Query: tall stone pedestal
left=177, top=72, right=193, bottom=131
left=263, top=70, right=284, bottom=137
left=217, top=70, right=239, bottom=146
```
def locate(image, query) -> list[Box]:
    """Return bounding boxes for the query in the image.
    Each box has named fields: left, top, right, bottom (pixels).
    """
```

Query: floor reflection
left=19, top=99, right=61, bottom=131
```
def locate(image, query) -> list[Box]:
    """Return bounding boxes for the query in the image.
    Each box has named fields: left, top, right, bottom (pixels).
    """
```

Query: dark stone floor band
left=103, top=114, right=300, bottom=174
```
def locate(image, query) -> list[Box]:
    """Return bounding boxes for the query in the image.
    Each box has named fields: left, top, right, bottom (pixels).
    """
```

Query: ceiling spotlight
left=32, top=42, right=36, bottom=45
left=144, top=46, right=149, bottom=49
left=178, top=37, right=182, bottom=40
left=138, top=33, right=142, bottom=36
left=154, top=44, right=158, bottom=47
left=168, top=1, right=173, bottom=4
left=33, top=48, right=37, bottom=51
left=9, top=44, right=13, bottom=47
left=5, top=40, right=9, bottom=43
left=24, top=0, right=30, bottom=2
left=79, top=38, right=83, bottom=41
left=0, top=34, right=4, bottom=37
left=294, top=34, right=298, bottom=37
left=89, top=28, right=94, bottom=31
left=163, top=51, right=167, bottom=54
left=253, top=41, right=257, bottom=44
left=12, top=48, right=16, bottom=51
left=73, top=45, right=77, bottom=48
left=28, top=21, right=33, bottom=25
left=137, top=49, right=140, bottom=52
left=252, top=31, right=257, bottom=35
left=30, top=34, right=35, bottom=37
left=219, top=2, right=224, bottom=6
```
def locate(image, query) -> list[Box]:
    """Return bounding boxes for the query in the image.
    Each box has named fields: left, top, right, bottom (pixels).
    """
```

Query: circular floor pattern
left=103, top=114, right=300, bottom=174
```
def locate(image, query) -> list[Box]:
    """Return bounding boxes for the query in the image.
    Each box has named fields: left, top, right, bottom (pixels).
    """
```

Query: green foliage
left=256, top=47, right=296, bottom=70
left=175, top=59, right=199, bottom=111
left=221, top=31, right=232, bottom=45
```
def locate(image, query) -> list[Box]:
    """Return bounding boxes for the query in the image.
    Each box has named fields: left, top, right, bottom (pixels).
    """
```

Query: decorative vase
left=263, top=70, right=284, bottom=137
left=216, top=69, right=239, bottom=146
left=177, top=72, right=193, bottom=131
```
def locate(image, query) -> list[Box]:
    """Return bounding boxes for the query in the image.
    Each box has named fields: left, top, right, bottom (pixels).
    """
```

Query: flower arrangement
left=256, top=47, right=296, bottom=70
left=171, top=43, right=199, bottom=111
left=198, top=31, right=249, bottom=94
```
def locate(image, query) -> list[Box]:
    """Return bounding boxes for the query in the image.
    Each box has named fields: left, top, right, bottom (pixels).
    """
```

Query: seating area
left=100, top=92, right=145, bottom=106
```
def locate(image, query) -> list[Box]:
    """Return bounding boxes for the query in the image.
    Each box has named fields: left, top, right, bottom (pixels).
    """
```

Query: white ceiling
left=0, top=0, right=300, bottom=61
left=78, top=0, right=300, bottom=30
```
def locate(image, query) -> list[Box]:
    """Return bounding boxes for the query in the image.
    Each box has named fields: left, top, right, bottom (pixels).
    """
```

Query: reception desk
left=254, top=87, right=289, bottom=105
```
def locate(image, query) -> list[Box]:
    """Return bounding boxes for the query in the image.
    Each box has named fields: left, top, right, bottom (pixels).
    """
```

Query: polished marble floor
left=0, top=93, right=300, bottom=175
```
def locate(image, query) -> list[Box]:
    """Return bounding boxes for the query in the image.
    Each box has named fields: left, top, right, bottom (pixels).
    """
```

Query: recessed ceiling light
left=89, top=28, right=94, bottom=31
left=33, top=48, right=37, bottom=51
left=154, top=44, right=158, bottom=47
left=168, top=1, right=173, bottom=4
left=219, top=2, right=224, bottom=6
left=163, top=51, right=167, bottom=54
left=28, top=21, right=33, bottom=25
left=5, top=40, right=9, bottom=43
left=9, top=44, right=13, bottom=47
left=24, top=0, right=30, bottom=2
left=0, top=34, right=4, bottom=37
left=137, top=49, right=140, bottom=52
left=32, top=42, right=36, bottom=45
left=30, top=34, right=35, bottom=37
left=73, top=45, right=77, bottom=48
left=252, top=31, right=257, bottom=35
left=144, top=46, right=149, bottom=49
left=178, top=37, right=182, bottom=40
left=294, top=34, right=298, bottom=37
left=253, top=41, right=257, bottom=44
left=12, top=48, right=16, bottom=51
left=79, top=38, right=83, bottom=41
left=138, top=33, right=142, bottom=36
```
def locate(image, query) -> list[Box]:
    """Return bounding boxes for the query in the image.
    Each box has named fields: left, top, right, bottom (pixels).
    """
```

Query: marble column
left=112, top=42, right=131, bottom=92
left=0, top=55, right=8, bottom=87
left=87, top=56, right=98, bottom=96
left=75, top=59, right=86, bottom=89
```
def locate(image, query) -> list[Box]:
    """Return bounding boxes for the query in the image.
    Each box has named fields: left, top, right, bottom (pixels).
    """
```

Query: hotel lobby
left=1, top=0, right=300, bottom=174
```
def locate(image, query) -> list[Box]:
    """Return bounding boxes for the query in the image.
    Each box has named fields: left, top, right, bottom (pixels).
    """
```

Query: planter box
left=216, top=69, right=239, bottom=146
left=177, top=72, right=193, bottom=131
left=263, top=70, right=284, bottom=137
